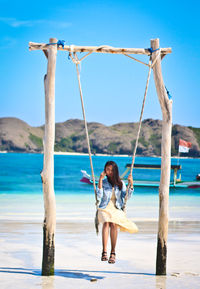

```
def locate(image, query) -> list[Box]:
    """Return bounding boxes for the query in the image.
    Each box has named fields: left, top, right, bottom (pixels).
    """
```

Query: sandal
left=108, top=252, right=116, bottom=264
left=101, top=251, right=108, bottom=261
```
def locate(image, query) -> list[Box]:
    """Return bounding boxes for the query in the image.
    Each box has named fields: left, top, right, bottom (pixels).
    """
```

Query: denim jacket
left=96, top=178, right=133, bottom=210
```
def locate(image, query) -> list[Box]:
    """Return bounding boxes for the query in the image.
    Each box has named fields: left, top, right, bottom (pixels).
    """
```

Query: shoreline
left=1, top=219, right=200, bottom=232
left=0, top=150, right=199, bottom=159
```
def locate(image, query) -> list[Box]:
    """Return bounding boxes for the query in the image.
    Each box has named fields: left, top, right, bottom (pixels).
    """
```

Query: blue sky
left=0, top=0, right=200, bottom=127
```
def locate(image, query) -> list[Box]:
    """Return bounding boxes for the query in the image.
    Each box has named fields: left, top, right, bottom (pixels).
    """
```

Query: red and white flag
left=179, top=139, right=192, bottom=153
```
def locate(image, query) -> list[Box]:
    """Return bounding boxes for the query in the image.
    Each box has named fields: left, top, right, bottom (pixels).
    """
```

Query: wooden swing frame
left=29, top=38, right=172, bottom=276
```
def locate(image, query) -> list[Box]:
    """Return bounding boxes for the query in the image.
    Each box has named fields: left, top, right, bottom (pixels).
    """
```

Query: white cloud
left=0, top=17, right=72, bottom=28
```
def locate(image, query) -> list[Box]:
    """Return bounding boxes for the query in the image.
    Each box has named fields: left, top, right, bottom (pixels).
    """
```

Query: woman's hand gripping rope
left=128, top=174, right=133, bottom=188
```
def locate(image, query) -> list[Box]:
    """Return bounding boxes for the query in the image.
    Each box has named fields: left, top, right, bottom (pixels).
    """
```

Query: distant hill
left=0, top=117, right=200, bottom=157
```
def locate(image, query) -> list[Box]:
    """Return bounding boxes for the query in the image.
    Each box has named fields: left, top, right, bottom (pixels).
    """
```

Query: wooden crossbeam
left=29, top=41, right=172, bottom=56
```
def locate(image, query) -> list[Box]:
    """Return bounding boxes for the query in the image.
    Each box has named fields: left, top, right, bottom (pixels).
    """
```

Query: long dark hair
left=104, top=161, right=122, bottom=190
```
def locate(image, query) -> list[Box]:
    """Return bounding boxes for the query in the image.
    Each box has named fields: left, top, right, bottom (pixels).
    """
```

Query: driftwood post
left=41, top=38, right=57, bottom=276
left=151, top=38, right=172, bottom=275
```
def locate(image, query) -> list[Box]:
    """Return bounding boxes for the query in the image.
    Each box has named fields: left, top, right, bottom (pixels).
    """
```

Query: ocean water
left=0, top=153, right=199, bottom=222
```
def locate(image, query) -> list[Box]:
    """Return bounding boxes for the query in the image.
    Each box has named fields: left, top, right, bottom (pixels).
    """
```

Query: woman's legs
left=102, top=222, right=118, bottom=263
left=102, top=222, right=109, bottom=253
left=108, top=223, right=117, bottom=263
left=109, top=222, right=118, bottom=253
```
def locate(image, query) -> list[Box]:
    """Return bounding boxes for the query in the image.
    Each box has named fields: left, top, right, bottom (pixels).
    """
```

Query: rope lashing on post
left=122, top=49, right=161, bottom=212
left=165, top=86, right=172, bottom=100
left=47, top=40, right=65, bottom=49
left=57, top=40, right=65, bottom=49
left=148, top=47, right=160, bottom=54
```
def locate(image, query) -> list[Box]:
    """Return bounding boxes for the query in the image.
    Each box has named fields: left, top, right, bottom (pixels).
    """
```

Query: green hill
left=0, top=117, right=199, bottom=157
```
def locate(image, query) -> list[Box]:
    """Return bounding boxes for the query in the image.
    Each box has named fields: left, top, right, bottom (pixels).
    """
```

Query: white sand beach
left=54, top=151, right=131, bottom=157
left=1, top=153, right=200, bottom=289
left=0, top=218, right=200, bottom=289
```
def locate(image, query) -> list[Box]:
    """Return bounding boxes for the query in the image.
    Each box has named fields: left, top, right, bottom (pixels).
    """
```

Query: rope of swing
left=70, top=52, right=98, bottom=207
left=69, top=49, right=102, bottom=234
left=122, top=49, right=161, bottom=211
left=69, top=45, right=161, bottom=227
left=68, top=45, right=114, bottom=209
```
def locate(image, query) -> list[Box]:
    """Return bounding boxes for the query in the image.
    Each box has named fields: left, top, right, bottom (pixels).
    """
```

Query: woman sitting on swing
left=97, top=161, right=138, bottom=264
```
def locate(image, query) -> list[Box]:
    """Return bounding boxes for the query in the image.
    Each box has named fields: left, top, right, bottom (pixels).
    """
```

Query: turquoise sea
left=0, top=153, right=200, bottom=222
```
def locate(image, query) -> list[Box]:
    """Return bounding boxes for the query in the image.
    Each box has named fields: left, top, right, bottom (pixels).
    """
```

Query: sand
left=0, top=219, right=200, bottom=289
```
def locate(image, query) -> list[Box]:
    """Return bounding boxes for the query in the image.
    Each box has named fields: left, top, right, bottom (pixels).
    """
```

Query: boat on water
left=196, top=174, right=200, bottom=181
left=80, top=163, right=200, bottom=189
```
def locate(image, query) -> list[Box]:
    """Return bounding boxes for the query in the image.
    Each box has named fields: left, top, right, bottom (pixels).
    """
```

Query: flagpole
left=177, top=150, right=180, bottom=166
left=177, top=139, right=181, bottom=166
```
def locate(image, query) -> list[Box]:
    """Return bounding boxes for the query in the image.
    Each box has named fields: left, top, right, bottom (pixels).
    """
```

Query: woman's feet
left=108, top=252, right=116, bottom=264
left=101, top=251, right=108, bottom=261
left=101, top=251, right=116, bottom=263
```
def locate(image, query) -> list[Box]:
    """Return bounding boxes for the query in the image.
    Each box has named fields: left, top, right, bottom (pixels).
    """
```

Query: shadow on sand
left=0, top=267, right=103, bottom=280
left=0, top=267, right=154, bottom=281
